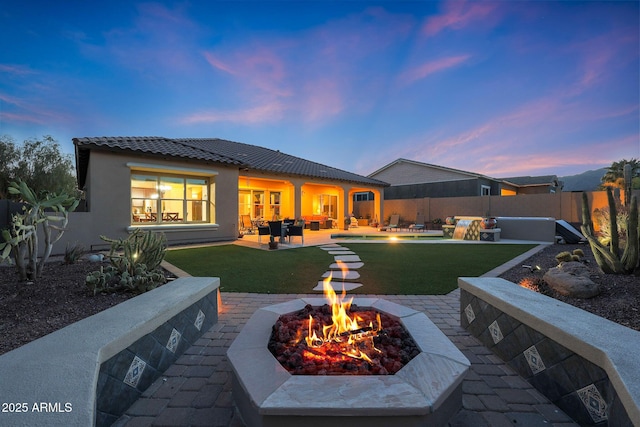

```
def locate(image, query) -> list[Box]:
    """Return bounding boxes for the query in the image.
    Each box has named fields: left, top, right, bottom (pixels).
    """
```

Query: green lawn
left=164, top=243, right=536, bottom=294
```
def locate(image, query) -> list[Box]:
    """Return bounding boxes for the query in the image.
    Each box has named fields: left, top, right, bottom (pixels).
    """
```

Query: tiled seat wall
left=460, top=289, right=632, bottom=426
left=95, top=291, right=218, bottom=426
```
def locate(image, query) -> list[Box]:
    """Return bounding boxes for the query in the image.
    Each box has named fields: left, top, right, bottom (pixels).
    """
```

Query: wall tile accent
left=166, top=328, right=181, bottom=353
left=577, top=383, right=608, bottom=423
left=123, top=356, right=146, bottom=388
left=524, top=345, right=546, bottom=374
left=460, top=289, right=632, bottom=426
left=464, top=304, right=475, bottom=324
left=96, top=290, right=218, bottom=426
left=488, top=320, right=504, bottom=344
left=195, top=309, right=205, bottom=331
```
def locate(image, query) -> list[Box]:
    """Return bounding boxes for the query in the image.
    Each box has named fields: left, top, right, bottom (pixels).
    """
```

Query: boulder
left=543, top=261, right=601, bottom=298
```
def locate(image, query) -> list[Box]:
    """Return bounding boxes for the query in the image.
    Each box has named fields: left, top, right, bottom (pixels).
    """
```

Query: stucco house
left=73, top=137, right=387, bottom=249
left=368, top=158, right=561, bottom=199
left=500, top=175, right=563, bottom=195
left=368, top=158, right=503, bottom=199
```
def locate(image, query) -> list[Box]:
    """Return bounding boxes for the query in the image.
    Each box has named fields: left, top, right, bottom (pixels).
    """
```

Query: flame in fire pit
left=304, top=273, right=382, bottom=362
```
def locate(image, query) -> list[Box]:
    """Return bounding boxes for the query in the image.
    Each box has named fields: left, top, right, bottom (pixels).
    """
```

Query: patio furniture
left=386, top=214, right=400, bottom=231
left=268, top=221, right=284, bottom=242
left=239, top=214, right=254, bottom=234
left=287, top=224, right=304, bottom=244
left=408, top=213, right=425, bottom=231
left=349, top=217, right=359, bottom=228
left=257, top=225, right=270, bottom=243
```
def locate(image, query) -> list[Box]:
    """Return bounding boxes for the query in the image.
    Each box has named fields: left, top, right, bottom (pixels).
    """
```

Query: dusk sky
left=1, top=1, right=638, bottom=179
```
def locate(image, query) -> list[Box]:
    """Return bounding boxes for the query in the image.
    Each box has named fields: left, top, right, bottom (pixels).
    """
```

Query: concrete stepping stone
left=319, top=244, right=343, bottom=250
left=314, top=281, right=363, bottom=291
left=329, top=262, right=364, bottom=269
left=328, top=250, right=355, bottom=255
left=322, top=270, right=360, bottom=280
left=334, top=255, right=361, bottom=262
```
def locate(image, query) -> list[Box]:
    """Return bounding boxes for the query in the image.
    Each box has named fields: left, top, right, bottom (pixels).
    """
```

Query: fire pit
left=228, top=286, right=470, bottom=427
left=268, top=284, right=421, bottom=376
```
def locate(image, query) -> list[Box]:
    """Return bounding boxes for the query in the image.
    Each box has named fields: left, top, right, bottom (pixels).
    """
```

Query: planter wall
left=459, top=277, right=639, bottom=426
left=0, top=277, right=220, bottom=427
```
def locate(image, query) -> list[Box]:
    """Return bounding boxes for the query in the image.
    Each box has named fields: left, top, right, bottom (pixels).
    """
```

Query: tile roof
left=501, top=175, right=558, bottom=186
left=74, top=136, right=388, bottom=188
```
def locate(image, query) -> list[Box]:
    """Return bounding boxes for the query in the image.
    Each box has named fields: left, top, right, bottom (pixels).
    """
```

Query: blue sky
left=1, top=1, right=638, bottom=178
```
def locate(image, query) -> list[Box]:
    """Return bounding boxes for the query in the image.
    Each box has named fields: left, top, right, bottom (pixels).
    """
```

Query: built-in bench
left=0, top=277, right=220, bottom=427
left=459, top=277, right=639, bottom=426
left=300, top=215, right=333, bottom=229
left=495, top=216, right=556, bottom=242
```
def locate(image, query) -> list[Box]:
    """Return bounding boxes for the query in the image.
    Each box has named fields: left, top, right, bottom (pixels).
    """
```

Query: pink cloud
left=0, top=112, right=46, bottom=125
left=300, top=78, right=345, bottom=123
left=180, top=102, right=286, bottom=125
left=399, top=54, right=471, bottom=85
left=0, top=64, right=35, bottom=76
left=422, top=1, right=501, bottom=37
left=198, top=6, right=416, bottom=126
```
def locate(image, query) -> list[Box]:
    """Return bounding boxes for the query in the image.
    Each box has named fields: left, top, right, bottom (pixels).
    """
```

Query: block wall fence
left=354, top=189, right=640, bottom=231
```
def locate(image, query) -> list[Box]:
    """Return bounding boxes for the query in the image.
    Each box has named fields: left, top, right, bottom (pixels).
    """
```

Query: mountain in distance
left=560, top=168, right=606, bottom=191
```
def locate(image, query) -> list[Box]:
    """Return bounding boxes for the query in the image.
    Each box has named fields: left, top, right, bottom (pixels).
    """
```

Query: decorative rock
left=87, top=253, right=104, bottom=262
left=543, top=262, right=601, bottom=298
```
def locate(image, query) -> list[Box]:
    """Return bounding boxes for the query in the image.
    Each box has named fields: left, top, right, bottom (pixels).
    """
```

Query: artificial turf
left=164, top=243, right=536, bottom=294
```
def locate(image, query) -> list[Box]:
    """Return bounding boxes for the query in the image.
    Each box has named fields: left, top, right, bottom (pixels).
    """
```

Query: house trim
left=126, top=162, right=219, bottom=176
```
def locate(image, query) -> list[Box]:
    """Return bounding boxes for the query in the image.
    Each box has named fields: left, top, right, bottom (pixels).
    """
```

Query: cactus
left=100, top=229, right=167, bottom=274
left=581, top=188, right=639, bottom=274
left=0, top=180, right=78, bottom=280
left=86, top=229, right=167, bottom=295
left=555, top=251, right=573, bottom=263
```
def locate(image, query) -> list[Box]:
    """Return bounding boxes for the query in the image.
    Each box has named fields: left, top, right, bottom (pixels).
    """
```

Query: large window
left=131, top=173, right=209, bottom=224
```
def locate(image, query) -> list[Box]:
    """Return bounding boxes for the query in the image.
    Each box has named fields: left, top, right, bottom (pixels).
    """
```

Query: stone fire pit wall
left=228, top=297, right=470, bottom=427
left=459, top=277, right=640, bottom=426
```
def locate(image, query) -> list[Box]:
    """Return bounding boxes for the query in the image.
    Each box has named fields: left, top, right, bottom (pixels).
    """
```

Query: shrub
left=64, top=242, right=86, bottom=264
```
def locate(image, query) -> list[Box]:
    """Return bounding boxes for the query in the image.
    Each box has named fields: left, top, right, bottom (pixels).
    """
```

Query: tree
left=599, top=159, right=640, bottom=191
left=0, top=135, right=78, bottom=199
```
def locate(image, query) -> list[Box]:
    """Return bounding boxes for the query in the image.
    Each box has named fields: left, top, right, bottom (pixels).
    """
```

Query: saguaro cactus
left=581, top=187, right=639, bottom=274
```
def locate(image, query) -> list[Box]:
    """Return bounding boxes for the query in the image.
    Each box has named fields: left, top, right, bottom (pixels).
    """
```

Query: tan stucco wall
left=358, top=189, right=640, bottom=230
left=60, top=150, right=240, bottom=252
left=370, top=161, right=474, bottom=186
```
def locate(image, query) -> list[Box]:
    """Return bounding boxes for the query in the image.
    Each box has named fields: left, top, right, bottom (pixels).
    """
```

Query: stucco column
left=290, top=178, right=305, bottom=219
left=342, top=186, right=351, bottom=228
left=375, top=188, right=384, bottom=227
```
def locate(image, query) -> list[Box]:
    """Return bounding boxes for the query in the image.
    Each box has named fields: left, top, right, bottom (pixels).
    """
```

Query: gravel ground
left=498, top=243, right=640, bottom=332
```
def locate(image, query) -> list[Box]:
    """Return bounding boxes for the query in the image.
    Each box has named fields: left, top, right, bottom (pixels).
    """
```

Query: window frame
left=129, top=166, right=213, bottom=226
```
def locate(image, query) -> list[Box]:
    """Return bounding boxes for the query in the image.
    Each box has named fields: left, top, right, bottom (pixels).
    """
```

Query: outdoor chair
left=349, top=217, right=359, bottom=228
left=257, top=225, right=270, bottom=243
left=240, top=214, right=254, bottom=234
left=387, top=214, right=400, bottom=231
left=409, top=213, right=425, bottom=231
left=268, top=221, right=283, bottom=242
left=287, top=224, right=304, bottom=244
